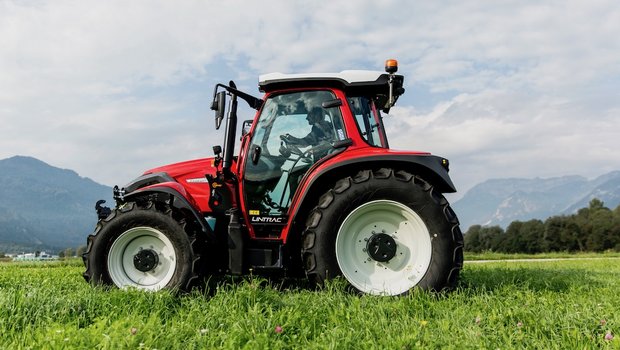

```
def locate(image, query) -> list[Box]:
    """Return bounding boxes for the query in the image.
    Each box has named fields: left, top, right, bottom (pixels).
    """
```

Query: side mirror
left=211, top=91, right=227, bottom=130
left=242, top=120, right=253, bottom=137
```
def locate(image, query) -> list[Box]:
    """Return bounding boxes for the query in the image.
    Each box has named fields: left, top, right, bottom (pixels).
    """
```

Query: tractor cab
left=209, top=61, right=407, bottom=241
left=239, top=66, right=404, bottom=238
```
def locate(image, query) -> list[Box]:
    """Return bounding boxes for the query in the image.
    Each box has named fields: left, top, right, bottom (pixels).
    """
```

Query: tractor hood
left=119, top=157, right=229, bottom=213
left=145, top=157, right=218, bottom=182
left=122, top=157, right=219, bottom=195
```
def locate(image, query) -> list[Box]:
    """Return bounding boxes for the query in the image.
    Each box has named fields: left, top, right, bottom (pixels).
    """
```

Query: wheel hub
left=366, top=233, right=397, bottom=262
left=133, top=249, right=159, bottom=272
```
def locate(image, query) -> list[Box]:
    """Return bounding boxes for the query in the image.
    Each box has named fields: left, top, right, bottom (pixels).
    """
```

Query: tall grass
left=0, top=257, right=618, bottom=349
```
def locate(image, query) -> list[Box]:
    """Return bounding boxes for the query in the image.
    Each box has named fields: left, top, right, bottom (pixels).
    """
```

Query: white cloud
left=0, top=0, right=619, bottom=196
left=386, top=87, right=620, bottom=197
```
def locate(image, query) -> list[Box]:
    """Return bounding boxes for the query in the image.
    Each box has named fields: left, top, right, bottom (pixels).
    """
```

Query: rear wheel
left=83, top=202, right=199, bottom=291
left=301, top=168, right=463, bottom=295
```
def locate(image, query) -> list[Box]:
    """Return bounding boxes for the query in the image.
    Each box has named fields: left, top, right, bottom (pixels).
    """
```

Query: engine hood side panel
left=127, top=157, right=226, bottom=213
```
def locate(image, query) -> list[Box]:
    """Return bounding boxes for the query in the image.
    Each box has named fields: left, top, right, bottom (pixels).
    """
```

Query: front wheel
left=82, top=202, right=198, bottom=291
left=301, top=168, right=463, bottom=296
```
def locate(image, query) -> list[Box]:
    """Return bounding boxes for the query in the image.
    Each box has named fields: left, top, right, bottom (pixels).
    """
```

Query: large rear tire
left=82, top=202, right=199, bottom=291
left=301, top=168, right=463, bottom=295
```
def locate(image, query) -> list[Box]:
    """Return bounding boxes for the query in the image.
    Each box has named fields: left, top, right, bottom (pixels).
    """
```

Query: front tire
left=301, top=168, right=463, bottom=295
left=83, top=202, right=198, bottom=291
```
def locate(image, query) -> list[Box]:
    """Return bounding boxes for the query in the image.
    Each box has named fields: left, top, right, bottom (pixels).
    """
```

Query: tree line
left=464, top=199, right=620, bottom=253
left=58, top=246, right=87, bottom=258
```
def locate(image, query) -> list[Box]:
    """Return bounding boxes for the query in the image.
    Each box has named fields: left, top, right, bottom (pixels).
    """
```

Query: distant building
left=13, top=251, right=58, bottom=261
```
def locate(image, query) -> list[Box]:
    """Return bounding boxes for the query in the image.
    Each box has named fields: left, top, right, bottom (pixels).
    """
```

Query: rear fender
left=283, top=154, right=456, bottom=243
left=123, top=182, right=216, bottom=241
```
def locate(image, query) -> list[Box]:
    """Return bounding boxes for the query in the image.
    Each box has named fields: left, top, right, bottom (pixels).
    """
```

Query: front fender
left=123, top=182, right=216, bottom=241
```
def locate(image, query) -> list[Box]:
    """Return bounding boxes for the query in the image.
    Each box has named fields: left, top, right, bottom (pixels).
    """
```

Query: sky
left=1, top=0, right=619, bottom=200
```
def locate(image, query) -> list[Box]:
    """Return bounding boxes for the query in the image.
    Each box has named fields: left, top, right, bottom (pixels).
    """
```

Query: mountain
left=453, top=171, right=620, bottom=230
left=0, top=156, right=113, bottom=253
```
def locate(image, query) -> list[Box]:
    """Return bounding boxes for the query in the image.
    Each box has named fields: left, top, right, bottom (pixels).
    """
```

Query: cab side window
left=348, top=96, right=386, bottom=147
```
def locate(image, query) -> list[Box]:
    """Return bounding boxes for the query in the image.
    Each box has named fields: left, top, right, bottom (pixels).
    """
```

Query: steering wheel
left=279, top=134, right=304, bottom=157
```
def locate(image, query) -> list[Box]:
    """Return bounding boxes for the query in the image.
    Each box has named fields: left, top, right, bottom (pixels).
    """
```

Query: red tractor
left=83, top=60, right=463, bottom=296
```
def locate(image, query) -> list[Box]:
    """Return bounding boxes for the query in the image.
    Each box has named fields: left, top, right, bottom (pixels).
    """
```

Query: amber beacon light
left=385, top=59, right=398, bottom=74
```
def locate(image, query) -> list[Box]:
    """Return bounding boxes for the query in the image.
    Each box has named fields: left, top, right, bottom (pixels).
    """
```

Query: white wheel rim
left=335, top=200, right=432, bottom=295
left=107, top=227, right=177, bottom=291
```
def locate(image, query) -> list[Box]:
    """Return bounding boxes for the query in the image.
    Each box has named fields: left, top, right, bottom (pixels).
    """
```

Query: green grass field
left=0, top=256, right=618, bottom=349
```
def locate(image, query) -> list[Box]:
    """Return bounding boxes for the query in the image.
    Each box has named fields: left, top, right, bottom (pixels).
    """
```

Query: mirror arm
left=212, top=83, right=263, bottom=111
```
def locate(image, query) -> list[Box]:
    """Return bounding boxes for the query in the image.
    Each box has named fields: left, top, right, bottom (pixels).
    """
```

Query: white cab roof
left=259, top=70, right=385, bottom=85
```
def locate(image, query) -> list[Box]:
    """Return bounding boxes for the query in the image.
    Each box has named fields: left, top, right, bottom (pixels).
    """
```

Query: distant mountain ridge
left=0, top=156, right=112, bottom=253
left=453, top=171, right=620, bottom=230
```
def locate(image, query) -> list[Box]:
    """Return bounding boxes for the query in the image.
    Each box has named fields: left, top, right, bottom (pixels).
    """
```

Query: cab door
left=241, top=90, right=345, bottom=238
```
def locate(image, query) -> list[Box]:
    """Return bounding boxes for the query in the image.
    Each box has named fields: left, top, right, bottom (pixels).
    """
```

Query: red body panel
left=143, top=157, right=232, bottom=213
left=136, top=181, right=200, bottom=208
